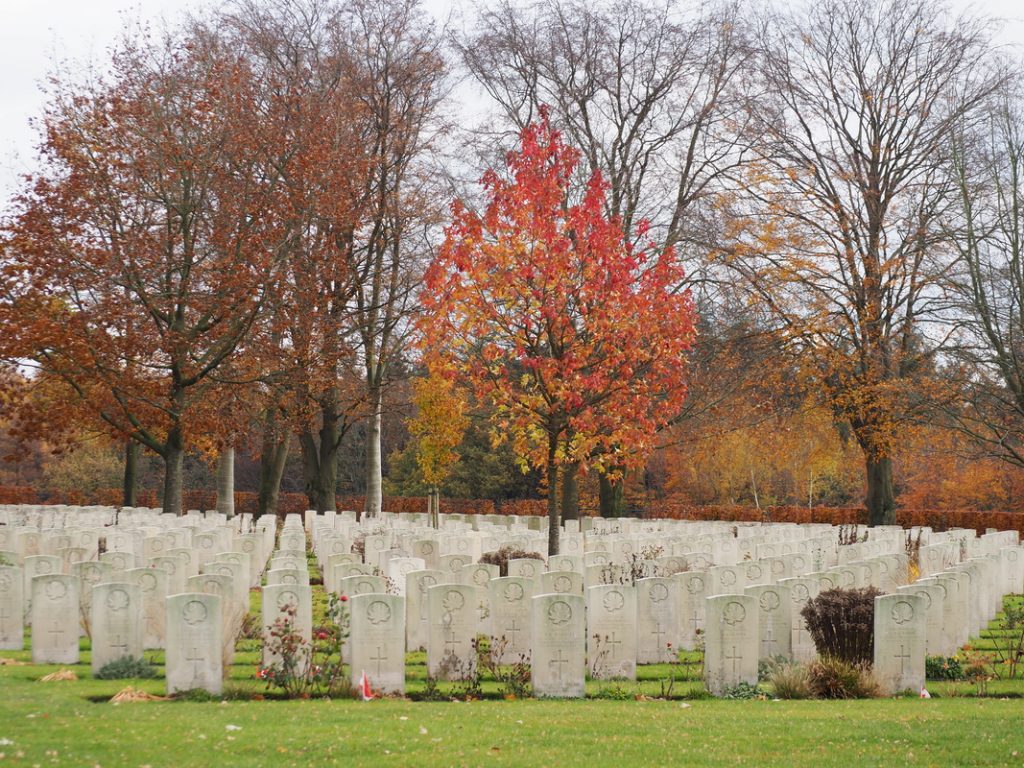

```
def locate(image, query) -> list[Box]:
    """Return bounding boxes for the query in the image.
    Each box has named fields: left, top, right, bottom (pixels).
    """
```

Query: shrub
left=473, top=635, right=531, bottom=699
left=257, top=593, right=352, bottom=699
left=806, top=656, right=880, bottom=699
left=925, top=655, right=964, bottom=681
left=801, top=587, right=880, bottom=665
left=769, top=663, right=813, bottom=700
left=478, top=546, right=543, bottom=577
left=94, top=656, right=157, bottom=680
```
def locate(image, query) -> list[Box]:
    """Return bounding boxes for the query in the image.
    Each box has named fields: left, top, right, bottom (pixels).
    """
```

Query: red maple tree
left=420, top=111, right=698, bottom=553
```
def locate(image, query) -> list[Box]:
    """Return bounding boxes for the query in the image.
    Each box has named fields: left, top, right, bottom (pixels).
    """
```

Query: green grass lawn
left=1, top=676, right=1023, bottom=767
left=2, top=584, right=1023, bottom=766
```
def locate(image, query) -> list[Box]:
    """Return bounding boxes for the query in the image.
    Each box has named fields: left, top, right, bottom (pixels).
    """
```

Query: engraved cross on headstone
left=605, top=632, right=622, bottom=658
left=371, top=645, right=387, bottom=677
left=49, top=620, right=65, bottom=645
left=504, top=619, right=521, bottom=647
left=761, top=622, right=777, bottom=658
left=652, top=622, right=667, bottom=653
left=894, top=644, right=910, bottom=676
left=445, top=630, right=460, bottom=656
left=111, top=633, right=129, bottom=654
left=725, top=645, right=741, bottom=676
left=187, top=646, right=205, bottom=677
left=549, top=649, right=568, bottom=682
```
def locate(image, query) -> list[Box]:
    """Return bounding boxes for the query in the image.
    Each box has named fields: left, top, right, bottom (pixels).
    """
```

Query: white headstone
left=30, top=574, right=80, bottom=664
left=90, top=582, right=143, bottom=674
left=704, top=593, right=758, bottom=696
left=349, top=593, right=405, bottom=694
left=166, top=592, right=222, bottom=695
left=531, top=593, right=585, bottom=698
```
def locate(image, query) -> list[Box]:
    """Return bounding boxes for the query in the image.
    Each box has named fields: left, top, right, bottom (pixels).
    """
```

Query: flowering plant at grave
left=257, top=593, right=351, bottom=699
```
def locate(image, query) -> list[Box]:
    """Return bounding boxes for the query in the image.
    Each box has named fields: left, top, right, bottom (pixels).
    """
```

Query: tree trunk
left=299, top=400, right=340, bottom=513
left=216, top=447, right=235, bottom=518
left=122, top=440, right=139, bottom=507
left=546, top=436, right=560, bottom=556
left=258, top=422, right=290, bottom=519
left=162, top=428, right=185, bottom=516
left=429, top=485, right=440, bottom=528
left=364, top=388, right=383, bottom=518
left=599, top=472, right=626, bottom=518
left=561, top=461, right=580, bottom=521
left=865, top=455, right=896, bottom=526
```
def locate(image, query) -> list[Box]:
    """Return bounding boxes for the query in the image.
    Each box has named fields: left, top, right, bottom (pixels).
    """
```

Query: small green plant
left=94, top=656, right=157, bottom=680
left=592, top=681, right=636, bottom=700
left=414, top=674, right=446, bottom=702
left=722, top=681, right=766, bottom=700
left=925, top=655, right=964, bottom=681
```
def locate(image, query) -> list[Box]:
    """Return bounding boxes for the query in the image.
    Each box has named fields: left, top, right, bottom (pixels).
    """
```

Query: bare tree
left=343, top=0, right=449, bottom=518
left=945, top=82, right=1024, bottom=468
left=729, top=0, right=1004, bottom=524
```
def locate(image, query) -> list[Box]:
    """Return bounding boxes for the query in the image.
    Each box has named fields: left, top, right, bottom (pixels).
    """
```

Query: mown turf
left=1, top=676, right=1023, bottom=767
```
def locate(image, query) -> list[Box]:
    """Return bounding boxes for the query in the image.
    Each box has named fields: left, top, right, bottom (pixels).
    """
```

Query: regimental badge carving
left=759, top=591, right=780, bottom=612
left=367, top=601, right=392, bottom=626
left=891, top=601, right=915, bottom=625
left=519, top=562, right=536, bottom=578
left=183, top=600, right=208, bottom=626
left=0, top=572, right=11, bottom=592
left=106, top=589, right=130, bottom=612
left=602, top=590, right=625, bottom=613
left=916, top=590, right=932, bottom=610
left=503, top=583, right=524, bottom=603
left=473, top=569, right=490, bottom=586
left=687, top=576, right=705, bottom=595
left=649, top=583, right=669, bottom=603
left=548, top=600, right=572, bottom=626
left=723, top=601, right=746, bottom=626
left=277, top=590, right=299, bottom=610
left=443, top=590, right=465, bottom=613
left=553, top=576, right=573, bottom=593
left=45, top=579, right=67, bottom=601
left=792, top=584, right=810, bottom=603
left=720, top=570, right=737, bottom=586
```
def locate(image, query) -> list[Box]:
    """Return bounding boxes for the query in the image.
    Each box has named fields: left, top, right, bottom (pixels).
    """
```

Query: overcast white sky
left=1, top=0, right=1021, bottom=204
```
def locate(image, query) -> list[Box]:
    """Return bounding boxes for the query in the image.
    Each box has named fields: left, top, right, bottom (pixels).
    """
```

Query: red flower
left=339, top=595, right=349, bottom=602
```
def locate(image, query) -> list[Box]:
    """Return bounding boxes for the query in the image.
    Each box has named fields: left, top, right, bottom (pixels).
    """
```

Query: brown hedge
left=0, top=484, right=1020, bottom=534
